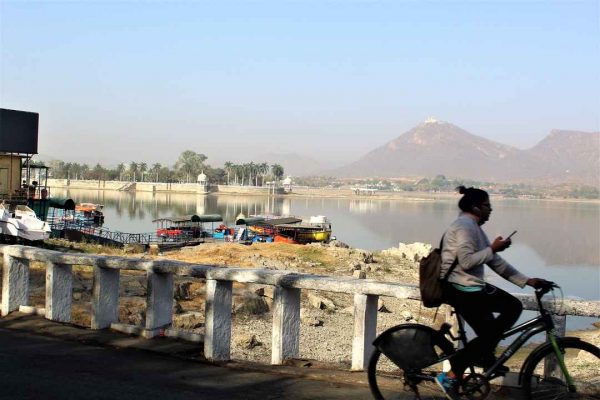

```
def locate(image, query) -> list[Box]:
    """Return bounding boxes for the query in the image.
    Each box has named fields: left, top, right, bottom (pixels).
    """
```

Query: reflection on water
left=349, top=199, right=381, bottom=214
left=53, top=189, right=599, bottom=300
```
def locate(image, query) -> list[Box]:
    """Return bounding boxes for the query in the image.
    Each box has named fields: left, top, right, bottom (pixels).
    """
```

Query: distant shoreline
left=48, top=179, right=600, bottom=204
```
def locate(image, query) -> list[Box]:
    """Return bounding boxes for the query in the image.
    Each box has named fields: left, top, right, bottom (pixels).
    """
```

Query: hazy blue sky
left=1, top=1, right=598, bottom=167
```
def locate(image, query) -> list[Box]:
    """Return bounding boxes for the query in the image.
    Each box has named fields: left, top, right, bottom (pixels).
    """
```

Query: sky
left=1, top=1, right=599, bottom=168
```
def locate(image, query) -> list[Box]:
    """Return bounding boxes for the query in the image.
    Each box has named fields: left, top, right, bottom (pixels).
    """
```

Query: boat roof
left=236, top=216, right=265, bottom=225
left=49, top=198, right=76, bottom=210
left=236, top=216, right=302, bottom=226
left=153, top=214, right=223, bottom=223
left=277, top=223, right=328, bottom=230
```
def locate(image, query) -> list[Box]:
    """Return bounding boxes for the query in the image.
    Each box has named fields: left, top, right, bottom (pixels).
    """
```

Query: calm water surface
left=53, top=189, right=599, bottom=307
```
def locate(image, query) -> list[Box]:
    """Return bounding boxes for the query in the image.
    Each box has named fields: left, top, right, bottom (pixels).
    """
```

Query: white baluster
left=204, top=279, right=232, bottom=361
left=351, top=293, right=378, bottom=370
left=45, top=262, right=72, bottom=322
left=91, top=266, right=120, bottom=329
left=1, top=254, right=29, bottom=316
left=272, top=286, right=300, bottom=364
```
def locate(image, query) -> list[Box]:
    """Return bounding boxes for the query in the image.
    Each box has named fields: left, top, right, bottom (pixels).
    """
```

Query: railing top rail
left=1, top=244, right=599, bottom=317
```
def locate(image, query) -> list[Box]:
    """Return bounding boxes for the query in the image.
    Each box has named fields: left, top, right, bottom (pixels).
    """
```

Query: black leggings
left=443, top=283, right=523, bottom=376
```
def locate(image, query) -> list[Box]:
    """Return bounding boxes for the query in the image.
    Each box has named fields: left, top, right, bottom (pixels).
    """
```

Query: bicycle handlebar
left=535, top=281, right=558, bottom=293
left=535, top=281, right=559, bottom=301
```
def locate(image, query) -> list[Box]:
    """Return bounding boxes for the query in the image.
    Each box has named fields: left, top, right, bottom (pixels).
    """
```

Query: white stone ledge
left=1, top=244, right=599, bottom=317
left=111, top=323, right=197, bottom=340
left=163, top=328, right=203, bottom=343
left=19, top=305, right=46, bottom=316
left=111, top=323, right=145, bottom=336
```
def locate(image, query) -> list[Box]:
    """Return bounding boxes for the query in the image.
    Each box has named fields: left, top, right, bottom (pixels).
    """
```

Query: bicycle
left=368, top=282, right=600, bottom=399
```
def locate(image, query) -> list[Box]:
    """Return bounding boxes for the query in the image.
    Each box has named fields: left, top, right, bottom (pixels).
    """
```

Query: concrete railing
left=2, top=244, right=599, bottom=373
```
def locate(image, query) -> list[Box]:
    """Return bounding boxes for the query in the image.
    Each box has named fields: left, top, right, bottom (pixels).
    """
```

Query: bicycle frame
left=451, top=289, right=575, bottom=388
left=481, top=313, right=552, bottom=380
left=400, top=288, right=576, bottom=389
left=401, top=312, right=555, bottom=384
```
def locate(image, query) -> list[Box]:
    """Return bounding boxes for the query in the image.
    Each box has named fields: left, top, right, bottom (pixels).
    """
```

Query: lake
left=52, top=189, right=600, bottom=307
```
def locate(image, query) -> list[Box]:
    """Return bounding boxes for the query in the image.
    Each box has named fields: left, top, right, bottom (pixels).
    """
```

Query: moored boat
left=153, top=214, right=223, bottom=240
left=237, top=214, right=332, bottom=245
left=273, top=234, right=297, bottom=244
left=75, top=203, right=105, bottom=224
left=0, top=202, right=51, bottom=242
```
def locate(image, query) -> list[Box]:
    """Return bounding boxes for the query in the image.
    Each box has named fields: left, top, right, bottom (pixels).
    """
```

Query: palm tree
left=224, top=162, right=233, bottom=185
left=240, top=164, right=246, bottom=186
left=253, top=162, right=260, bottom=186
left=259, top=162, right=269, bottom=186
left=139, top=162, right=148, bottom=182
left=129, top=162, right=138, bottom=182
left=233, top=164, right=241, bottom=185
left=271, top=164, right=284, bottom=181
left=116, top=163, right=125, bottom=181
left=248, top=162, right=256, bottom=186
left=151, top=163, right=162, bottom=182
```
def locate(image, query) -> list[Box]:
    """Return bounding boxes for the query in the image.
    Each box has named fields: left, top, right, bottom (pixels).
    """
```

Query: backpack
left=419, top=236, right=458, bottom=308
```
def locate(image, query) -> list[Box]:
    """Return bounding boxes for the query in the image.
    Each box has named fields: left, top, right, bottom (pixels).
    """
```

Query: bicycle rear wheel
left=368, top=324, right=455, bottom=400
left=368, top=348, right=448, bottom=400
left=522, top=338, right=600, bottom=400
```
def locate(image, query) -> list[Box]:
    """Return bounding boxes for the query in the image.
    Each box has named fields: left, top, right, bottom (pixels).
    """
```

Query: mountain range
left=328, top=120, right=599, bottom=186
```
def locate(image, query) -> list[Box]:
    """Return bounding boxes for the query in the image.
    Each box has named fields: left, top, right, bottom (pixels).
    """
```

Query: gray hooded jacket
left=440, top=212, right=529, bottom=288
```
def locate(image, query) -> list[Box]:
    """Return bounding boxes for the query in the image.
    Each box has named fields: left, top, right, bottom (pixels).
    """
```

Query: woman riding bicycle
left=436, top=186, right=550, bottom=399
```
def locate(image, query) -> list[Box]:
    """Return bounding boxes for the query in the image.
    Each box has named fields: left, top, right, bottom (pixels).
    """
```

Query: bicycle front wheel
left=368, top=348, right=448, bottom=400
left=522, top=338, right=600, bottom=400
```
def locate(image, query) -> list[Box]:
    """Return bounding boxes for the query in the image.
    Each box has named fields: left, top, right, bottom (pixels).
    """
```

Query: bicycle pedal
left=489, top=371, right=506, bottom=379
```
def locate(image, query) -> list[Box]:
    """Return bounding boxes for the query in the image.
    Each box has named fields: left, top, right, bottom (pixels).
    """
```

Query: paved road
left=0, top=327, right=378, bottom=400
left=0, top=314, right=521, bottom=399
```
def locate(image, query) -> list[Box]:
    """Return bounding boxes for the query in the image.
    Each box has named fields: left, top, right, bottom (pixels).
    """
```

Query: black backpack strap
left=439, top=233, right=458, bottom=281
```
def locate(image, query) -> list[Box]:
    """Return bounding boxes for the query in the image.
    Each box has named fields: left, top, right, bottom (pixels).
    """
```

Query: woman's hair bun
left=456, top=185, right=467, bottom=194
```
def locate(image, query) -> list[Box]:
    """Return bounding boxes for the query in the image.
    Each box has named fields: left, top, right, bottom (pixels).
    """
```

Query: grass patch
left=296, top=246, right=326, bottom=265
left=45, top=239, right=128, bottom=256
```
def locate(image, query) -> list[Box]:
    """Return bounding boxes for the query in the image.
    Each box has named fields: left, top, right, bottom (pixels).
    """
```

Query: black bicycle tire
left=367, top=348, right=389, bottom=400
left=522, top=339, right=600, bottom=400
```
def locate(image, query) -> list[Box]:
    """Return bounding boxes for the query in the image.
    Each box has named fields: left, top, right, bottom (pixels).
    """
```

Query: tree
left=204, top=166, right=226, bottom=184
left=91, top=163, right=106, bottom=180
left=233, top=164, right=241, bottom=185
left=64, top=162, right=73, bottom=180
left=224, top=161, right=233, bottom=185
left=139, top=162, right=148, bottom=182
left=159, top=166, right=175, bottom=182
left=271, top=164, right=284, bottom=181
left=116, top=163, right=126, bottom=181
left=175, top=150, right=207, bottom=183
left=259, top=162, right=269, bottom=186
left=430, top=174, right=448, bottom=191
left=239, top=164, right=246, bottom=186
left=80, top=164, right=90, bottom=180
left=248, top=162, right=256, bottom=186
left=47, top=160, right=65, bottom=178
left=129, top=162, right=138, bottom=182
left=151, top=163, right=162, bottom=182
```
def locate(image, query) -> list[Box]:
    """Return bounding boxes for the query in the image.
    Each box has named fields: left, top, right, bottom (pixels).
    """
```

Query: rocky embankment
left=19, top=240, right=600, bottom=369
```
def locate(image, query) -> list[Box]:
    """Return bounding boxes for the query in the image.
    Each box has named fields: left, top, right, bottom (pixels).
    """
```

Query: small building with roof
left=196, top=172, right=209, bottom=194
left=282, top=176, right=293, bottom=193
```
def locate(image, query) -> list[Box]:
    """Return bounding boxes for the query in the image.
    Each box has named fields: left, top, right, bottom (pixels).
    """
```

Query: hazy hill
left=248, top=152, right=336, bottom=177
left=331, top=120, right=599, bottom=186
left=523, top=130, right=600, bottom=185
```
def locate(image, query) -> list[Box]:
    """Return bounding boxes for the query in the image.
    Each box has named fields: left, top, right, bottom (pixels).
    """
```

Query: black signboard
left=0, top=108, right=39, bottom=154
